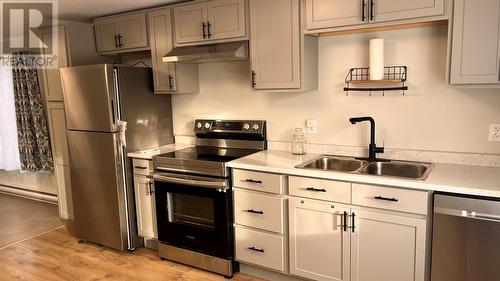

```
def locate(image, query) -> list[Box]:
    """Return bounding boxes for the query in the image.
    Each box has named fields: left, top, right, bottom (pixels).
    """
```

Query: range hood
left=162, top=41, right=249, bottom=63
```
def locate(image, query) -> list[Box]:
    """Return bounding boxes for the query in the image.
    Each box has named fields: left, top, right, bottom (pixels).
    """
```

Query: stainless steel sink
left=297, top=156, right=368, bottom=172
left=358, top=160, right=432, bottom=180
left=296, top=155, right=433, bottom=180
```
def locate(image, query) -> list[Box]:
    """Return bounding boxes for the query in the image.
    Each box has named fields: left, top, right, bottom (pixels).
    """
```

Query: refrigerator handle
left=110, top=99, right=116, bottom=125
left=111, top=68, right=121, bottom=129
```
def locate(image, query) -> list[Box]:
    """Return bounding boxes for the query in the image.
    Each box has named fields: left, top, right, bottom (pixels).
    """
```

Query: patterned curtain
left=11, top=51, right=54, bottom=172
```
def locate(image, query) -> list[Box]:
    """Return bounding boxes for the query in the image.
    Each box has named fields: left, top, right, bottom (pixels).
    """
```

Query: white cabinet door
left=207, top=0, right=246, bottom=40
left=174, top=2, right=208, bottom=44
left=39, top=26, right=68, bottom=101
left=95, top=18, right=120, bottom=52
left=95, top=12, right=148, bottom=53
left=350, top=209, right=427, bottom=281
left=449, top=0, right=500, bottom=84
left=305, top=0, right=367, bottom=30
left=46, top=103, right=69, bottom=166
left=149, top=8, right=177, bottom=92
left=289, top=198, right=350, bottom=281
left=373, top=0, right=445, bottom=23
left=250, top=0, right=301, bottom=89
left=119, top=12, right=149, bottom=49
left=148, top=8, right=200, bottom=94
left=46, top=102, right=72, bottom=220
left=134, top=176, right=157, bottom=238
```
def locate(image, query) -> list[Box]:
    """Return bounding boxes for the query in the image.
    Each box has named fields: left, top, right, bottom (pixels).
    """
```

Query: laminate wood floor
left=0, top=192, right=63, bottom=249
left=0, top=227, right=263, bottom=281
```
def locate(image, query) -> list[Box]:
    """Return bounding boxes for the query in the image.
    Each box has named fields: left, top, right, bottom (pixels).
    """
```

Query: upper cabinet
left=173, top=0, right=247, bottom=45
left=173, top=2, right=207, bottom=44
left=148, top=8, right=199, bottom=94
left=374, top=0, right=445, bottom=23
left=95, top=12, right=149, bottom=54
left=249, top=0, right=318, bottom=91
left=39, top=26, right=68, bottom=102
left=306, top=0, right=366, bottom=29
left=207, top=0, right=247, bottom=40
left=305, top=0, right=446, bottom=32
left=448, top=0, right=500, bottom=85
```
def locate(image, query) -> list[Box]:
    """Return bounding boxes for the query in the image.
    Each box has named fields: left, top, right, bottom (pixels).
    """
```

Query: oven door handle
left=153, top=173, right=227, bottom=190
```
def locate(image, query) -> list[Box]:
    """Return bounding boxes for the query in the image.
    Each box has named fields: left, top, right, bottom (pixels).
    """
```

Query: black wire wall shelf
left=344, top=66, right=408, bottom=96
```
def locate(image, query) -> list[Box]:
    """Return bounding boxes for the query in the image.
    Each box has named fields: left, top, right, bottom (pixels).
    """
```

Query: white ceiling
left=57, top=0, right=187, bottom=21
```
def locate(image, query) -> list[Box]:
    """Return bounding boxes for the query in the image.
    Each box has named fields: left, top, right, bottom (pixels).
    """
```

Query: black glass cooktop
left=157, top=146, right=260, bottom=162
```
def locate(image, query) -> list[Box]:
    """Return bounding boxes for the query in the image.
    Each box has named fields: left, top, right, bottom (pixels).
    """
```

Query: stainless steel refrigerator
left=60, top=64, right=174, bottom=251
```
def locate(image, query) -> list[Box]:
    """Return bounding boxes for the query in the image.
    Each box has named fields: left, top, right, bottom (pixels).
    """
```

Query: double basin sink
left=296, top=155, right=433, bottom=180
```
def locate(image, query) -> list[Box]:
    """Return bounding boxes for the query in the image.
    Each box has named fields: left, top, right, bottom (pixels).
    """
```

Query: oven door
left=154, top=172, right=232, bottom=259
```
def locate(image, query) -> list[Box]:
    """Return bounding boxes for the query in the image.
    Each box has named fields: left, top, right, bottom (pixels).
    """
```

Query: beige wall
left=172, top=25, right=500, bottom=155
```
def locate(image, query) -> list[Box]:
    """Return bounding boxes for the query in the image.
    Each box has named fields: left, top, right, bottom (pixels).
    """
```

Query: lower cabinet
left=133, top=174, right=157, bottom=239
left=289, top=198, right=350, bottom=281
left=233, top=168, right=429, bottom=281
left=235, top=226, right=286, bottom=272
left=289, top=198, right=427, bottom=281
left=351, top=210, right=427, bottom=281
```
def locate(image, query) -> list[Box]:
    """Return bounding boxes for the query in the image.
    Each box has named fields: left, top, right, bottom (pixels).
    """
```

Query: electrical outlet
left=489, top=124, right=500, bottom=142
left=306, top=119, right=317, bottom=135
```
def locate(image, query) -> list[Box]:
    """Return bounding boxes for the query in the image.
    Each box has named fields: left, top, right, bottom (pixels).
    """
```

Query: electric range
left=152, top=119, right=266, bottom=278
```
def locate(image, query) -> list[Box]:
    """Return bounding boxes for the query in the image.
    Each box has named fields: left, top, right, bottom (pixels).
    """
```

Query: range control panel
left=194, top=119, right=266, bottom=135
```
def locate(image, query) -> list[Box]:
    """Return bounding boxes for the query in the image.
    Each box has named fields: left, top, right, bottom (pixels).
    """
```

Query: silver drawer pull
left=246, top=209, right=264, bottom=215
left=134, top=166, right=148, bottom=169
left=374, top=196, right=398, bottom=202
left=245, top=179, right=262, bottom=184
left=248, top=246, right=265, bottom=253
left=306, top=187, right=327, bottom=192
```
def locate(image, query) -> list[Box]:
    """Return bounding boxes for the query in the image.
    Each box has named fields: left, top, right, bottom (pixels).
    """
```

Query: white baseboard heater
left=0, top=184, right=58, bottom=204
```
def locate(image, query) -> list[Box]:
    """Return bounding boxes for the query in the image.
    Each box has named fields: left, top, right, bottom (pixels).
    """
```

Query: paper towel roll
left=370, top=39, right=384, bottom=80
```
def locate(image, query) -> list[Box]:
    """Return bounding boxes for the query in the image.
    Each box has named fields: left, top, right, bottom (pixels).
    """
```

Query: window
left=0, top=66, right=21, bottom=171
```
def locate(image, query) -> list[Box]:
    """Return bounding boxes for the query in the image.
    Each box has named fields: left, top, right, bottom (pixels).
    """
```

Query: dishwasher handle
left=434, top=207, right=500, bottom=223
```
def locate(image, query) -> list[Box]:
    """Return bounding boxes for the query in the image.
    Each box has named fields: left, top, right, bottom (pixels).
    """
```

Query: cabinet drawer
left=235, top=227, right=285, bottom=272
left=352, top=184, right=429, bottom=215
left=289, top=176, right=351, bottom=203
left=232, top=169, right=285, bottom=194
left=234, top=189, right=284, bottom=233
left=132, top=159, right=152, bottom=176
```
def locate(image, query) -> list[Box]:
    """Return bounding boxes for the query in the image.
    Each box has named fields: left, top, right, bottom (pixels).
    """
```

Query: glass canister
left=291, top=128, right=307, bottom=155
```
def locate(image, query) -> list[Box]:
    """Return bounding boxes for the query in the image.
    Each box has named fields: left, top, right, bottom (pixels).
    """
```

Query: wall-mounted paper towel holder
left=343, top=65, right=408, bottom=96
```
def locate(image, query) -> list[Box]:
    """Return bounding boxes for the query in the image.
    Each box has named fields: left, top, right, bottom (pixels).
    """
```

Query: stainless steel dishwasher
left=431, top=193, right=500, bottom=281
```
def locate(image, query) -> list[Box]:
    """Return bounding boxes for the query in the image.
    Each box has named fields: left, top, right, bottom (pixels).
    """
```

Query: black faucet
left=349, top=117, right=384, bottom=162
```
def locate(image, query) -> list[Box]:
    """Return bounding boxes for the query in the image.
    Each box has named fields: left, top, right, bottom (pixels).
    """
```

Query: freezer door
left=61, top=64, right=117, bottom=132
left=115, top=66, right=174, bottom=152
left=67, top=130, right=130, bottom=251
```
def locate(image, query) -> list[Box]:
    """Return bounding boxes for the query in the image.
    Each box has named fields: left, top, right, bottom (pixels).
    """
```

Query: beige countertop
left=227, top=150, right=500, bottom=198
left=127, top=143, right=193, bottom=160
